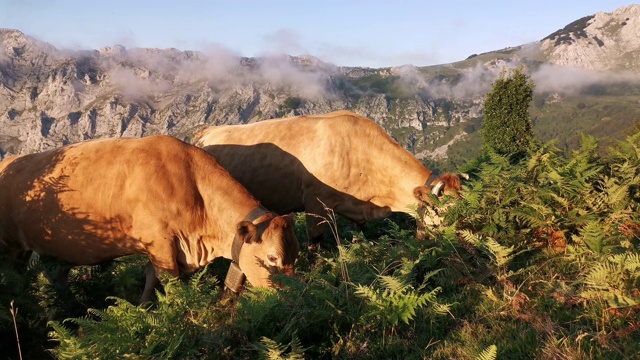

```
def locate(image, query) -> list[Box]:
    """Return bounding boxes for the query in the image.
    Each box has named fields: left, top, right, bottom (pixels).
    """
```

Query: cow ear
left=413, top=185, right=434, bottom=204
left=284, top=213, right=296, bottom=225
left=270, top=213, right=295, bottom=228
left=270, top=215, right=293, bottom=229
left=237, top=221, right=257, bottom=244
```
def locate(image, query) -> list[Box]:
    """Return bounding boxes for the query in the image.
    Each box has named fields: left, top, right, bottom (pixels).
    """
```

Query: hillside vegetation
left=431, top=85, right=640, bottom=173
left=2, top=132, right=640, bottom=359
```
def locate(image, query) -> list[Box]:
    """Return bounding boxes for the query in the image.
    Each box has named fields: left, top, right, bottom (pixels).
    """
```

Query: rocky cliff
left=1, top=4, right=639, bottom=164
left=540, top=4, right=640, bottom=72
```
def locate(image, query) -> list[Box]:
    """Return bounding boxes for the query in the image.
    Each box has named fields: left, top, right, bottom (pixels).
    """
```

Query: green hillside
left=532, top=92, right=640, bottom=151
left=3, top=133, right=639, bottom=359
left=425, top=85, right=640, bottom=172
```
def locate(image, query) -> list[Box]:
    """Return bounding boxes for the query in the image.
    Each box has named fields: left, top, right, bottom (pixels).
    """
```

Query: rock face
left=0, top=29, right=481, bottom=161
left=540, top=4, right=640, bottom=71
left=1, top=4, right=639, bottom=161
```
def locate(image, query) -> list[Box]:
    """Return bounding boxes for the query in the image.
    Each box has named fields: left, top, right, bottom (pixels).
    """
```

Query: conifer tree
left=482, top=66, right=535, bottom=156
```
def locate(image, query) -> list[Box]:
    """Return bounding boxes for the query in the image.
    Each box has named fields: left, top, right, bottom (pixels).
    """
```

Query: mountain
left=1, top=4, right=640, bottom=170
left=540, top=4, right=640, bottom=71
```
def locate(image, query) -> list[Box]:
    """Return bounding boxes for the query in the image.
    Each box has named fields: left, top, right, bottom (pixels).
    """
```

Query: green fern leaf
left=378, top=275, right=407, bottom=292
left=476, top=344, right=498, bottom=360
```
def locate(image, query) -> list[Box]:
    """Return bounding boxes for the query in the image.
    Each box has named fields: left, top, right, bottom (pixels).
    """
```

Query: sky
left=0, top=1, right=636, bottom=68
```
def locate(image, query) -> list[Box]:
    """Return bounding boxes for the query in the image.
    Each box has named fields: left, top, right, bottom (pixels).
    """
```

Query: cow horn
left=431, top=181, right=445, bottom=196
left=459, top=173, right=470, bottom=180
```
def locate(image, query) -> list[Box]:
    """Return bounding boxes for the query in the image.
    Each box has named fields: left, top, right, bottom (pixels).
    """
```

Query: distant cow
left=0, top=135, right=299, bottom=302
left=193, top=110, right=465, bottom=247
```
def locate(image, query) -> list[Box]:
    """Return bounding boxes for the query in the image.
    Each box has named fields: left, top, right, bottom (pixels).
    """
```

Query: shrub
left=482, top=66, right=535, bottom=157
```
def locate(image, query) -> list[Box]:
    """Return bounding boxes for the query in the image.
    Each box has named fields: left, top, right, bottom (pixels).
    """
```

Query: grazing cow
left=193, top=110, right=465, bottom=247
left=0, top=135, right=299, bottom=302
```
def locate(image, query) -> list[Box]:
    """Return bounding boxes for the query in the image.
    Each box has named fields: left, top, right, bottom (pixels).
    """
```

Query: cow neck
left=231, top=204, right=271, bottom=264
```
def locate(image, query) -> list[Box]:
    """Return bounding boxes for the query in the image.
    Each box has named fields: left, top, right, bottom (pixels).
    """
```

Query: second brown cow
left=193, top=110, right=465, bottom=246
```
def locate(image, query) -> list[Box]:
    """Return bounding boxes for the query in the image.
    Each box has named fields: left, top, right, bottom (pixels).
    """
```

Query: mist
left=88, top=43, right=335, bottom=101
left=395, top=57, right=640, bottom=102
left=532, top=64, right=640, bottom=95
left=5, top=29, right=640, bottom=106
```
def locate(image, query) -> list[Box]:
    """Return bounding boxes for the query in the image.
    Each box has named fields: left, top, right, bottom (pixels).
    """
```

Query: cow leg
left=139, top=238, right=180, bottom=304
left=140, top=260, right=180, bottom=304
left=341, top=222, right=367, bottom=243
left=6, top=249, right=33, bottom=268
left=416, top=221, right=427, bottom=240
left=305, top=211, right=327, bottom=250
left=302, top=193, right=332, bottom=250
left=334, top=202, right=392, bottom=242
left=141, top=261, right=160, bottom=303
left=415, top=207, right=428, bottom=240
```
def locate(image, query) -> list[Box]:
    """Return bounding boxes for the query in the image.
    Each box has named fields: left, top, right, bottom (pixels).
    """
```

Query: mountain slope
left=1, top=4, right=639, bottom=170
left=540, top=4, right=640, bottom=71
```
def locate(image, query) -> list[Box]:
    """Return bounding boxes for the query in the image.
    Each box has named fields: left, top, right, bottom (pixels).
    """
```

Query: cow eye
left=266, top=254, right=279, bottom=266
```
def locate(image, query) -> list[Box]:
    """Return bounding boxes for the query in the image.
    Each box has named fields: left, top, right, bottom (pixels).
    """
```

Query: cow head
left=413, top=172, right=468, bottom=205
left=235, top=213, right=299, bottom=288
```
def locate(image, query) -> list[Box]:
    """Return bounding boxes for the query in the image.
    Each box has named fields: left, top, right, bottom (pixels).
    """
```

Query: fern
left=579, top=253, right=640, bottom=308
left=476, top=344, right=498, bottom=360
left=254, top=334, right=306, bottom=360
left=459, top=230, right=515, bottom=270
left=574, top=221, right=607, bottom=254
left=355, top=274, right=447, bottom=333
left=49, top=270, right=222, bottom=358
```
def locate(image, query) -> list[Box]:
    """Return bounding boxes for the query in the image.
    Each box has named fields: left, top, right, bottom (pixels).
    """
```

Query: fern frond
left=574, top=221, right=606, bottom=254
left=512, top=205, right=552, bottom=228
left=476, top=344, right=498, bottom=360
left=255, top=334, right=306, bottom=360
left=483, top=238, right=515, bottom=268
left=378, top=275, right=408, bottom=293
left=599, top=177, right=630, bottom=210
left=580, top=252, right=640, bottom=308
left=355, top=276, right=445, bottom=327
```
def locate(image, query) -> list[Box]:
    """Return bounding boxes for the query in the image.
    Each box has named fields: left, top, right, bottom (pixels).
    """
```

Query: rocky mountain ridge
left=1, top=4, right=639, bottom=164
left=541, top=4, right=640, bottom=71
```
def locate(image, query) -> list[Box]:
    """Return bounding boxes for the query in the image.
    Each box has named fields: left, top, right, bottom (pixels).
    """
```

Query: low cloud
left=107, top=66, right=170, bottom=100
left=91, top=42, right=333, bottom=100
left=255, top=55, right=331, bottom=98
left=532, top=64, right=640, bottom=95
left=317, top=42, right=442, bottom=69
left=8, top=30, right=640, bottom=105
left=395, top=63, right=499, bottom=99
left=395, top=57, right=640, bottom=102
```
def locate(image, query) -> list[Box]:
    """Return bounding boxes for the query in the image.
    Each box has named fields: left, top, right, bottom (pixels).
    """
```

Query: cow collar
left=226, top=204, right=271, bottom=292
left=426, top=173, right=439, bottom=187
left=231, top=204, right=271, bottom=264
left=426, top=173, right=445, bottom=196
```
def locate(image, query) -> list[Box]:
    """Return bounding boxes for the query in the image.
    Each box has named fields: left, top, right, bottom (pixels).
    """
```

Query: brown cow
left=0, top=135, right=299, bottom=302
left=193, top=110, right=465, bottom=247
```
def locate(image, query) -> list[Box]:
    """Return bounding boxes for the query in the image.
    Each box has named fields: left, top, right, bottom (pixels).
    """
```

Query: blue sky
left=0, top=1, right=635, bottom=67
